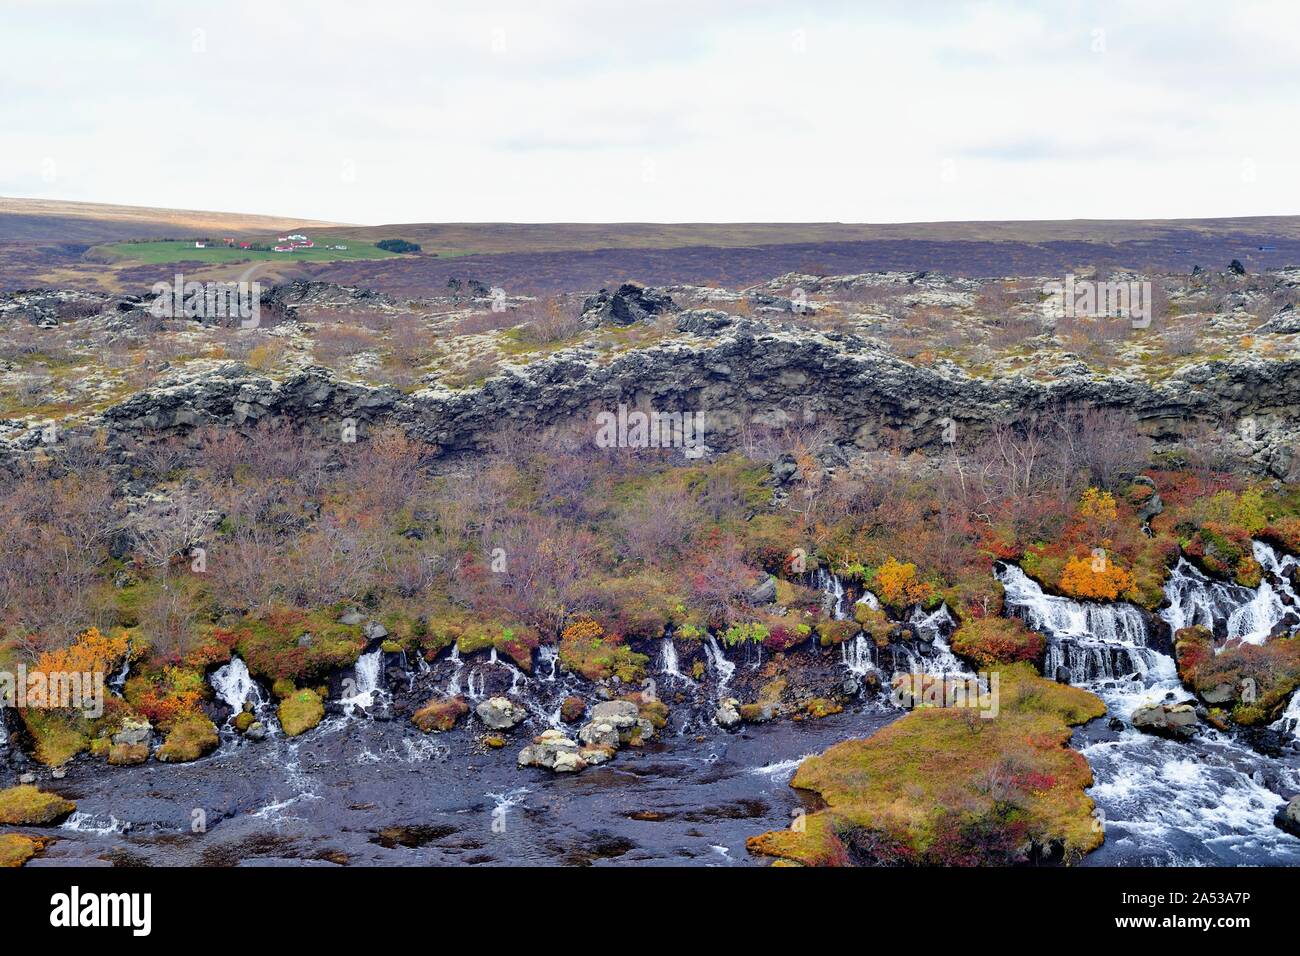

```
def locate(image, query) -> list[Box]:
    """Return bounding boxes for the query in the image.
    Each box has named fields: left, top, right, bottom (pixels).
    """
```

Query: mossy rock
left=279, top=689, right=325, bottom=737
left=156, top=714, right=219, bottom=762
left=853, top=605, right=895, bottom=647
left=559, top=695, right=586, bottom=723
left=816, top=618, right=858, bottom=647
left=749, top=663, right=1106, bottom=866
left=18, top=710, right=90, bottom=767
left=413, top=695, right=468, bottom=733
left=233, top=710, right=255, bottom=733
left=107, top=742, right=149, bottom=766
left=950, top=617, right=1047, bottom=669
left=483, top=735, right=507, bottom=749
left=805, top=698, right=843, bottom=719
left=0, top=833, right=47, bottom=867
left=0, top=785, right=76, bottom=825
left=271, top=677, right=296, bottom=700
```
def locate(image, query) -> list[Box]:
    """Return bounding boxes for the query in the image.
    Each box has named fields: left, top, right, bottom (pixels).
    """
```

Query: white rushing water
left=210, top=656, right=262, bottom=713
left=660, top=637, right=696, bottom=685
left=1161, top=542, right=1300, bottom=648
left=817, top=569, right=847, bottom=620
left=905, top=603, right=968, bottom=676
left=339, top=648, right=384, bottom=714
left=703, top=634, right=735, bottom=689
left=998, top=560, right=1300, bottom=865
left=840, top=634, right=876, bottom=677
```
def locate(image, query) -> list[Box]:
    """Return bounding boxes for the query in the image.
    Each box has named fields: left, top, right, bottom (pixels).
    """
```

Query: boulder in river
left=1131, top=701, right=1198, bottom=740
left=475, top=696, right=527, bottom=730
left=518, top=729, right=586, bottom=773
left=112, top=717, right=152, bottom=747
left=1275, top=795, right=1300, bottom=838
left=716, top=697, right=742, bottom=729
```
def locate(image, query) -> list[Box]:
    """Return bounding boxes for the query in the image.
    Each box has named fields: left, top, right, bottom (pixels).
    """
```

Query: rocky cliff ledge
left=6, top=318, right=1295, bottom=479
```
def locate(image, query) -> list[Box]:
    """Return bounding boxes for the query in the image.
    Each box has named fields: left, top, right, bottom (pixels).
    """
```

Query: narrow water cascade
left=1272, top=690, right=1300, bottom=740
left=537, top=645, right=559, bottom=682
left=208, top=655, right=278, bottom=737
left=998, top=561, right=1300, bottom=865
left=816, top=569, right=847, bottom=620
left=660, top=637, right=694, bottom=684
left=108, top=655, right=130, bottom=697
left=445, top=645, right=464, bottom=696
left=1161, top=542, right=1300, bottom=647
left=339, top=647, right=385, bottom=715
left=840, top=634, right=876, bottom=677
left=905, top=604, right=967, bottom=676
left=703, top=634, right=735, bottom=689
left=855, top=589, right=881, bottom=611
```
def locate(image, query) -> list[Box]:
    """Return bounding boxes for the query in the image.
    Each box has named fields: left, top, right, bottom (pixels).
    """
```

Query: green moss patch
left=748, top=663, right=1105, bottom=866
left=278, top=688, right=325, bottom=737
left=0, top=785, right=76, bottom=825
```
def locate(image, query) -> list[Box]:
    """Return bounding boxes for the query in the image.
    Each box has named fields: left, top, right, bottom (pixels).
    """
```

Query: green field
left=94, top=235, right=406, bottom=265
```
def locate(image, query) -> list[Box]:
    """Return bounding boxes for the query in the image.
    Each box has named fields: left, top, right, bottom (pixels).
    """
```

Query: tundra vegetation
left=1, top=263, right=1298, bottom=865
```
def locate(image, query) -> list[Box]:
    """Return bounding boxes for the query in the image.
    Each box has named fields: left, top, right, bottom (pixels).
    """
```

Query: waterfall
left=1271, top=690, right=1300, bottom=740
left=998, top=564, right=1165, bottom=687
left=905, top=603, right=969, bottom=675
left=703, top=634, right=735, bottom=689
left=817, top=569, right=847, bottom=620
left=446, top=645, right=465, bottom=696
left=108, top=655, right=130, bottom=696
left=465, top=668, right=485, bottom=701
left=840, top=634, right=875, bottom=677
left=538, top=645, right=559, bottom=682
left=856, top=589, right=881, bottom=611
left=339, top=648, right=384, bottom=714
left=1161, top=558, right=1255, bottom=635
left=1162, top=543, right=1300, bottom=647
left=1256, top=539, right=1300, bottom=609
left=998, top=559, right=1300, bottom=864
left=210, top=656, right=266, bottom=714
left=660, top=638, right=694, bottom=684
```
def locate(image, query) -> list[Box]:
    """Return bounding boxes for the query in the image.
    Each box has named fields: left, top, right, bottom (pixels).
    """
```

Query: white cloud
left=0, top=0, right=1296, bottom=223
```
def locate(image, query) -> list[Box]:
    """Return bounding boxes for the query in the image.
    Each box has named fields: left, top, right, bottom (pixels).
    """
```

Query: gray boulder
left=1275, top=795, right=1300, bottom=837
left=518, top=729, right=586, bottom=773
left=112, top=717, right=153, bottom=747
left=475, top=695, right=528, bottom=730
left=1131, top=702, right=1198, bottom=740
left=746, top=576, right=778, bottom=606
left=715, top=697, right=742, bottom=729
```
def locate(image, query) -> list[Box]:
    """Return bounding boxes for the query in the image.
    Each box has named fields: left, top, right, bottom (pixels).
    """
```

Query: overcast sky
left=2, top=0, right=1297, bottom=224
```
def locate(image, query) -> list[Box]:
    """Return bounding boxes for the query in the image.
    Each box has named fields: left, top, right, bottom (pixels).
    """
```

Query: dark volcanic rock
left=581, top=282, right=677, bottom=327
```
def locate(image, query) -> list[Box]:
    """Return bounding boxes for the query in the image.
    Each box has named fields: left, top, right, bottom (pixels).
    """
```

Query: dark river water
left=24, top=698, right=898, bottom=867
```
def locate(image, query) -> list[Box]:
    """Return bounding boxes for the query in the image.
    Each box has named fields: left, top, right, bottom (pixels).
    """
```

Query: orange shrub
left=32, top=627, right=129, bottom=678
left=1057, top=553, right=1135, bottom=601
left=873, top=557, right=933, bottom=609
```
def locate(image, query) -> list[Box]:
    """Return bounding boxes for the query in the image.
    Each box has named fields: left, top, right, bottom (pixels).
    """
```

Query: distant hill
left=0, top=197, right=343, bottom=243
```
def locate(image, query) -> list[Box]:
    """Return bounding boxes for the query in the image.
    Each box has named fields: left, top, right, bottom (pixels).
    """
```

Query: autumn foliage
left=1057, top=553, right=1136, bottom=601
